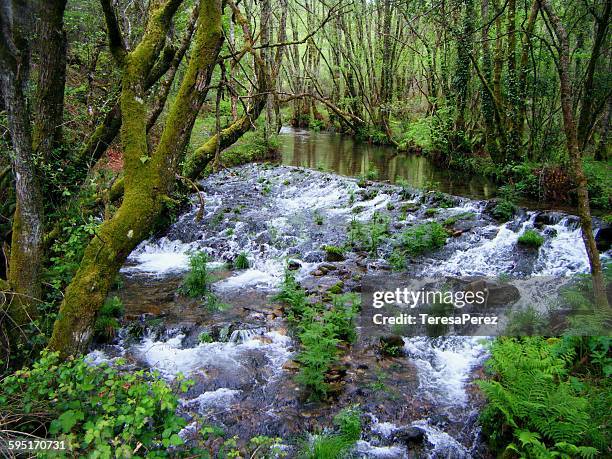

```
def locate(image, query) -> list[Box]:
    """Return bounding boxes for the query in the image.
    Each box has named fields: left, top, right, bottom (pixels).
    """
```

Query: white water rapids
left=89, top=163, right=604, bottom=458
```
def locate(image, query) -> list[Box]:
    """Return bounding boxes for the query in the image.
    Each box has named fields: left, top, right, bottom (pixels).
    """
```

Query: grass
left=518, top=229, right=545, bottom=248
left=299, top=434, right=352, bottom=459
left=179, top=251, right=228, bottom=311
left=299, top=407, right=362, bottom=459
left=179, top=251, right=215, bottom=298
left=443, top=211, right=475, bottom=226
left=234, top=252, right=249, bottom=269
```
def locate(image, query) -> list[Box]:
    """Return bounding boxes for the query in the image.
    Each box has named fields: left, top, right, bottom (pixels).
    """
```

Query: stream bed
left=88, top=135, right=608, bottom=458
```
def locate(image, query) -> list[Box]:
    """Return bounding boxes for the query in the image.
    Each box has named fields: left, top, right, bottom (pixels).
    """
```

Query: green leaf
left=55, top=409, right=84, bottom=433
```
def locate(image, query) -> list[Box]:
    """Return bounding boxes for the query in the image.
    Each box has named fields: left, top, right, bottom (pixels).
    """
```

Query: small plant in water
left=179, top=251, right=215, bottom=298
left=400, top=221, right=448, bottom=256
left=314, top=210, right=324, bottom=225
left=198, top=331, right=214, bottom=343
left=234, top=252, right=250, bottom=269
left=518, top=229, right=544, bottom=248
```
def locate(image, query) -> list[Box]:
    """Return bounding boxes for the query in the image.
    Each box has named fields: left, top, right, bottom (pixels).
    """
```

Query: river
left=87, top=128, right=606, bottom=458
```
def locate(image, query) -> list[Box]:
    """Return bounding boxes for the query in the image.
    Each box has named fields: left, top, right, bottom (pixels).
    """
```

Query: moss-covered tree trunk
left=48, top=0, right=223, bottom=357
left=0, top=1, right=45, bottom=335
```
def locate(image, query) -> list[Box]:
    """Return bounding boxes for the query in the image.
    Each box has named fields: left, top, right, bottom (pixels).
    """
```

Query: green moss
left=518, top=229, right=545, bottom=248
left=322, top=245, right=345, bottom=261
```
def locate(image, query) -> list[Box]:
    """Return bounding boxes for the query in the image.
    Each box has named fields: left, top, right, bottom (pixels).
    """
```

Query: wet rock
left=287, top=259, right=302, bottom=270
left=391, top=426, right=426, bottom=445
left=320, top=263, right=338, bottom=271
left=324, top=249, right=345, bottom=262
left=465, top=279, right=520, bottom=306
left=595, top=227, right=611, bottom=252
left=282, top=360, right=300, bottom=372
left=311, top=269, right=325, bottom=276
left=400, top=202, right=420, bottom=213
left=534, top=211, right=562, bottom=228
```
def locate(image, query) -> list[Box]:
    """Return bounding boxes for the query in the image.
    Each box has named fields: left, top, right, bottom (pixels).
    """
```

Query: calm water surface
left=278, top=126, right=498, bottom=200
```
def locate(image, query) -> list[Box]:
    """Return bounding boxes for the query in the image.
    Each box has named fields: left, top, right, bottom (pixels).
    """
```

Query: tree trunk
left=32, top=0, right=68, bottom=157
left=48, top=0, right=224, bottom=357
left=0, top=1, right=45, bottom=332
left=577, top=0, right=611, bottom=150
left=538, top=0, right=608, bottom=309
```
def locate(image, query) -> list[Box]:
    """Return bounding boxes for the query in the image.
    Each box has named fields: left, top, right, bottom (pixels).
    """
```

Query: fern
left=478, top=338, right=603, bottom=457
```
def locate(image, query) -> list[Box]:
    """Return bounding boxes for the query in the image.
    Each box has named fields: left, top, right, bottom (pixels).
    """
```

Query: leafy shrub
left=333, top=406, right=362, bottom=442
left=400, top=222, right=448, bottom=256
left=0, top=352, right=190, bottom=457
left=198, top=332, right=214, bottom=343
left=583, top=159, right=611, bottom=210
left=518, top=229, right=544, bottom=248
left=93, top=296, right=124, bottom=341
left=491, top=199, right=517, bottom=222
left=234, top=252, right=250, bottom=269
left=478, top=337, right=607, bottom=457
left=362, top=165, right=379, bottom=181
left=398, top=117, right=433, bottom=151
left=309, top=117, right=325, bottom=131
left=347, top=213, right=390, bottom=255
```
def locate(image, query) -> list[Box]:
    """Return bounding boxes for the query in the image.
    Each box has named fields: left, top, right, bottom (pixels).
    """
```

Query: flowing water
left=88, top=129, right=608, bottom=458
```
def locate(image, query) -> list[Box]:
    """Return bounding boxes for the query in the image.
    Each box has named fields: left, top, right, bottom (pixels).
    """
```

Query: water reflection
left=278, top=127, right=497, bottom=200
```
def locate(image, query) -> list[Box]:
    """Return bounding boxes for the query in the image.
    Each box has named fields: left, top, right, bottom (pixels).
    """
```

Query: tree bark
left=32, top=0, right=68, bottom=157
left=0, top=1, right=44, bottom=332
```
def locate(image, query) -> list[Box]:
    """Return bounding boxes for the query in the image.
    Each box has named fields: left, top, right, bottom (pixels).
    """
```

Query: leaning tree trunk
left=539, top=0, right=608, bottom=309
left=48, top=0, right=224, bottom=357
